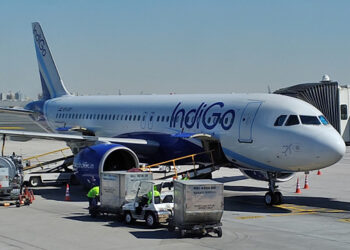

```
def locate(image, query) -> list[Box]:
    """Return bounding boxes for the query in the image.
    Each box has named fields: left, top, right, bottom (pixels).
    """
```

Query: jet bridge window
left=300, top=115, right=321, bottom=125
left=274, top=115, right=287, bottom=126
left=341, top=104, right=348, bottom=120
left=285, top=115, right=299, bottom=126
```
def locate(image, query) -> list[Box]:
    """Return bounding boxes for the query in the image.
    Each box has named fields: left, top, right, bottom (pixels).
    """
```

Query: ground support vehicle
left=122, top=180, right=174, bottom=227
left=0, top=154, right=23, bottom=199
left=89, top=171, right=153, bottom=218
left=23, top=155, right=75, bottom=187
left=168, top=179, right=224, bottom=237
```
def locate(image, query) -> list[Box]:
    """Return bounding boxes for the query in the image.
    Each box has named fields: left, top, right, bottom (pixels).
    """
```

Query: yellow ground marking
left=236, top=216, right=265, bottom=220
left=327, top=210, right=346, bottom=213
left=235, top=204, right=346, bottom=220
left=0, top=127, right=24, bottom=130
left=338, top=218, right=350, bottom=223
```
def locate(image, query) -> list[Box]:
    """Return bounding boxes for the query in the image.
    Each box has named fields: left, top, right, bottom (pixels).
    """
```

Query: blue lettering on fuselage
left=170, top=102, right=235, bottom=130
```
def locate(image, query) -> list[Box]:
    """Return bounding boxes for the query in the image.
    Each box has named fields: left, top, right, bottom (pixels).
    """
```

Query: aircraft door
left=238, top=102, right=262, bottom=143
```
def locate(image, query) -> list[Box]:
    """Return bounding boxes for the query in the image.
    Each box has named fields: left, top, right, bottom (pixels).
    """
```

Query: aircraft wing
left=0, top=129, right=159, bottom=147
left=0, top=107, right=34, bottom=115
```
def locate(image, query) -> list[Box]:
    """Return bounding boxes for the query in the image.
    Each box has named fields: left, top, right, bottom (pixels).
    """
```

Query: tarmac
left=1, top=115, right=350, bottom=249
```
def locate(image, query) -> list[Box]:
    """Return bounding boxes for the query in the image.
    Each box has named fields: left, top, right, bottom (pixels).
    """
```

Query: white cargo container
left=169, top=179, right=223, bottom=237
left=98, top=171, right=153, bottom=214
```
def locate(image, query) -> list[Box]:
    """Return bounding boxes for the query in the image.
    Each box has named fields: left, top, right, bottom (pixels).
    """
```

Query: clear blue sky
left=1, top=0, right=350, bottom=98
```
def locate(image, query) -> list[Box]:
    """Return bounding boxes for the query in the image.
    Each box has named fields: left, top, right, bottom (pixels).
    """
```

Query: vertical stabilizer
left=32, top=22, right=70, bottom=99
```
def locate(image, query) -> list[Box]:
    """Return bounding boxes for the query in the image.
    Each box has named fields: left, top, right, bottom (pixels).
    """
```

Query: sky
left=1, top=0, right=350, bottom=98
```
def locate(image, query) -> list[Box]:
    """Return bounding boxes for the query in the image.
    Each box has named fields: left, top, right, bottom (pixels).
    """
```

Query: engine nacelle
left=73, top=143, right=139, bottom=187
left=239, top=169, right=295, bottom=182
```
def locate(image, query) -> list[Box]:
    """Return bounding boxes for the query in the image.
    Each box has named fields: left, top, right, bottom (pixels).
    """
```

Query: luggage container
left=89, top=171, right=152, bottom=217
left=169, top=179, right=224, bottom=237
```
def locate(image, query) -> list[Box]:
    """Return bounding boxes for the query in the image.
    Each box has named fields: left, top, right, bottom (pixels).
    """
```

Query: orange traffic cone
left=317, top=170, right=322, bottom=175
left=304, top=174, right=309, bottom=189
left=295, top=177, right=301, bottom=193
left=65, top=184, right=71, bottom=201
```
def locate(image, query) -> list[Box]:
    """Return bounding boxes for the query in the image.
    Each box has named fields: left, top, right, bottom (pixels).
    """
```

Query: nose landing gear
left=264, top=173, right=283, bottom=206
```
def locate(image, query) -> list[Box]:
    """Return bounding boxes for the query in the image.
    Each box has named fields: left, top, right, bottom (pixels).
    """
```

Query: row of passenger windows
left=56, top=112, right=171, bottom=123
left=274, top=115, right=329, bottom=127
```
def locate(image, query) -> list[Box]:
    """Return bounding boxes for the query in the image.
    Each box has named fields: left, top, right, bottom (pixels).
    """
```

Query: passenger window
left=300, top=115, right=321, bottom=125
left=161, top=116, right=164, bottom=122
left=285, top=115, right=299, bottom=126
left=341, top=104, right=348, bottom=120
left=274, top=115, right=287, bottom=126
left=319, top=115, right=329, bottom=125
left=157, top=116, right=160, bottom=122
left=166, top=116, right=169, bottom=122
left=133, top=115, right=136, bottom=121
left=138, top=115, right=141, bottom=121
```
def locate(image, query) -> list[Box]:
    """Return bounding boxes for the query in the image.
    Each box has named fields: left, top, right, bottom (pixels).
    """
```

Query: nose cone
left=317, top=131, right=346, bottom=167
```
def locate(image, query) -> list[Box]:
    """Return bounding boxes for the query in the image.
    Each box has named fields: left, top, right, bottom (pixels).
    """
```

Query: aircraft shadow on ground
left=32, top=185, right=87, bottom=202
left=214, top=176, right=247, bottom=183
left=224, top=185, right=268, bottom=192
left=224, top=195, right=350, bottom=214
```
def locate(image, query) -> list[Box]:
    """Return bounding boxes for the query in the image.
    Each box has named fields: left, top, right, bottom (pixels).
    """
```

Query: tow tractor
left=122, top=180, right=174, bottom=227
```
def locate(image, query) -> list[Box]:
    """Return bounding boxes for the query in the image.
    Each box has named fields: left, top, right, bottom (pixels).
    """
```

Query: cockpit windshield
left=274, top=115, right=287, bottom=126
left=285, top=115, right=299, bottom=126
left=300, top=115, right=321, bottom=125
left=274, top=114, right=328, bottom=127
left=319, top=115, right=329, bottom=125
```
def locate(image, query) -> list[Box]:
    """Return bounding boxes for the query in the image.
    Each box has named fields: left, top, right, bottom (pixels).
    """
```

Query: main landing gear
left=264, top=173, right=283, bottom=206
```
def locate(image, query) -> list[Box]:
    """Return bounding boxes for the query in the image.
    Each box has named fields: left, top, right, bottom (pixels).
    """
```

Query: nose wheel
left=265, top=173, right=283, bottom=206
left=264, top=191, right=283, bottom=206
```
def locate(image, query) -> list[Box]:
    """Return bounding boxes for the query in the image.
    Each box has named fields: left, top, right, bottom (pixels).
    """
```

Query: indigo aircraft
left=0, top=23, right=346, bottom=205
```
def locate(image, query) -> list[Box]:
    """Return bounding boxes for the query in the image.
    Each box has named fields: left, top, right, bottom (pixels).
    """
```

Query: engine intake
left=73, top=143, right=139, bottom=187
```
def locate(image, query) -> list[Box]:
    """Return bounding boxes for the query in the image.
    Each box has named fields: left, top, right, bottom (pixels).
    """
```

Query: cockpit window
left=285, top=115, right=299, bottom=126
left=300, top=115, right=321, bottom=125
left=274, top=115, right=287, bottom=126
left=319, top=115, right=329, bottom=125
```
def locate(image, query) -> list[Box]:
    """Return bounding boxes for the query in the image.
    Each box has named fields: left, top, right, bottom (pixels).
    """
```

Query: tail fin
left=32, top=22, right=70, bottom=99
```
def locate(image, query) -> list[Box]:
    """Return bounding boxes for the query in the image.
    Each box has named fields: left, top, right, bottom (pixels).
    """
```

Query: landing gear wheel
left=146, top=213, right=156, bottom=228
left=216, top=227, right=222, bottom=238
left=165, top=166, right=171, bottom=173
left=29, top=177, right=41, bottom=187
left=124, top=212, right=133, bottom=224
left=273, top=191, right=283, bottom=205
left=264, top=192, right=273, bottom=206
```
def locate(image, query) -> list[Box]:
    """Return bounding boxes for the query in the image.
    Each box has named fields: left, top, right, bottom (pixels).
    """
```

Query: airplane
left=0, top=22, right=346, bottom=205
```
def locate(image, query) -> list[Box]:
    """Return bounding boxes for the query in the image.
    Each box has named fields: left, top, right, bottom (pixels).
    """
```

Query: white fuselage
left=43, top=93, right=346, bottom=173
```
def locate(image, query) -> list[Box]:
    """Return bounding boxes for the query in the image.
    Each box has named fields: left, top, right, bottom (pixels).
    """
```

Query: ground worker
left=87, top=186, right=100, bottom=208
left=147, top=185, right=160, bottom=204
left=182, top=172, right=190, bottom=180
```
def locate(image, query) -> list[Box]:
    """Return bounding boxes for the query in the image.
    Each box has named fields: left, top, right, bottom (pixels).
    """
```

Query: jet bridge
left=274, top=76, right=350, bottom=143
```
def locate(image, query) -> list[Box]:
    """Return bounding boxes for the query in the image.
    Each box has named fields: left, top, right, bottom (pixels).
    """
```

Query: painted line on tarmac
left=235, top=204, right=346, bottom=220
left=236, top=215, right=265, bottom=220
left=338, top=218, right=350, bottom=223
left=0, top=127, right=24, bottom=130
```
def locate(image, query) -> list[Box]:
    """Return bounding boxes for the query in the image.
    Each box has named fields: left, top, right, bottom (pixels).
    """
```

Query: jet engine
left=73, top=143, right=139, bottom=187
left=239, top=169, right=295, bottom=182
